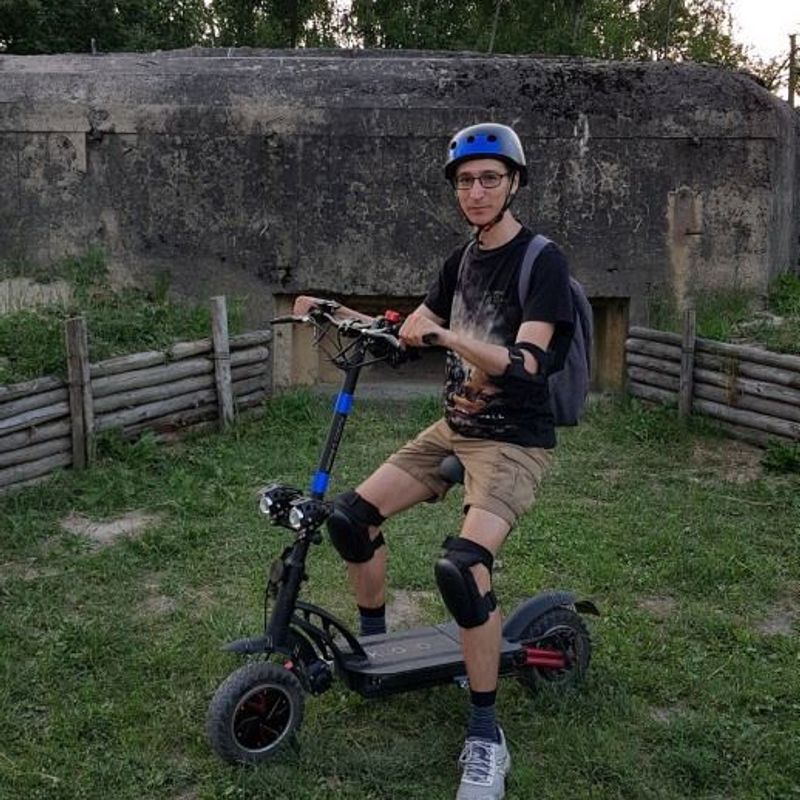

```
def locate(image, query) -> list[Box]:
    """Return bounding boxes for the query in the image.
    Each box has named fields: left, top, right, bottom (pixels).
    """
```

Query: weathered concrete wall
left=0, top=49, right=798, bottom=327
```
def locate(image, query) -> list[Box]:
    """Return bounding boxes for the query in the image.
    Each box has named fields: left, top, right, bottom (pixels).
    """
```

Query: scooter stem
left=309, top=360, right=363, bottom=500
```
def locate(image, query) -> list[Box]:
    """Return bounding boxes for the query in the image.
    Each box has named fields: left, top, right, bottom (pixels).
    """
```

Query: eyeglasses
left=453, top=171, right=509, bottom=191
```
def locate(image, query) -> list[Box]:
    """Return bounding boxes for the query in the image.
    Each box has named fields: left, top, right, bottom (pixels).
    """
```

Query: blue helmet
left=444, top=123, right=528, bottom=187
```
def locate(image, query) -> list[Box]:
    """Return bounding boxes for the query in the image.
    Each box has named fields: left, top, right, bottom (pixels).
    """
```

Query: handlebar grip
left=422, top=333, right=439, bottom=346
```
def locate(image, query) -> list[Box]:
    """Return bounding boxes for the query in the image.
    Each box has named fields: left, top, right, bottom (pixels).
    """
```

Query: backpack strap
left=517, top=234, right=552, bottom=309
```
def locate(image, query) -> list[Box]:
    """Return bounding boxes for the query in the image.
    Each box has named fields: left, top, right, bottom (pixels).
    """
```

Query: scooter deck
left=340, top=622, right=521, bottom=697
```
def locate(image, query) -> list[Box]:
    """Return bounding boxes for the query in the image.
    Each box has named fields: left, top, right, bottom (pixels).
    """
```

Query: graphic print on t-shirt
left=445, top=255, right=521, bottom=438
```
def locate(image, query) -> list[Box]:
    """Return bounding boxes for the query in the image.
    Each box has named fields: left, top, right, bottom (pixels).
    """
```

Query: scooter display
left=206, top=303, right=599, bottom=765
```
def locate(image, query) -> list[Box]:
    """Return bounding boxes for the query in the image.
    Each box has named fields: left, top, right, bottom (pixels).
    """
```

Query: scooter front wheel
left=207, top=662, right=305, bottom=764
left=515, top=606, right=591, bottom=692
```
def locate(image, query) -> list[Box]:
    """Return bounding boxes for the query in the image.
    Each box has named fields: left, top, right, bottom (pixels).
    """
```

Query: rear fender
left=502, top=591, right=600, bottom=641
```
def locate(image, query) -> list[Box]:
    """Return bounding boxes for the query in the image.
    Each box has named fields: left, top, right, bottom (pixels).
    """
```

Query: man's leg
left=344, top=463, right=434, bottom=631
left=440, top=507, right=512, bottom=800
left=458, top=507, right=510, bottom=695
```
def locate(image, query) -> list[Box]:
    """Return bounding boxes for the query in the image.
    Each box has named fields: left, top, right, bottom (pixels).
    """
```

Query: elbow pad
left=504, top=342, right=552, bottom=381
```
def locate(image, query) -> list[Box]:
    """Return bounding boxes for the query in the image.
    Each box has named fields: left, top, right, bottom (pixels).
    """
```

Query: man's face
left=454, top=158, right=515, bottom=226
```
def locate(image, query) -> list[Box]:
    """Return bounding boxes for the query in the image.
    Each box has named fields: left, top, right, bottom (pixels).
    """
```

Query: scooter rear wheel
left=515, top=606, right=591, bottom=691
left=207, top=661, right=305, bottom=764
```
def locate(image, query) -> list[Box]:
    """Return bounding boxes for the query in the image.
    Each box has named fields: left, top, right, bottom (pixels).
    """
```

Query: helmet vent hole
left=467, top=135, right=475, bottom=143
left=488, top=134, right=497, bottom=142
left=449, top=141, right=456, bottom=150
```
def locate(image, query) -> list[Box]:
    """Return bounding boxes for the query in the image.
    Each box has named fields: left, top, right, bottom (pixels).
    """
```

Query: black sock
left=467, top=689, right=500, bottom=742
left=358, top=604, right=386, bottom=636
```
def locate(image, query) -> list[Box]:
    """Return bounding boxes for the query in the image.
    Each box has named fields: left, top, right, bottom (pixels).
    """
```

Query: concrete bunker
left=0, top=50, right=797, bottom=395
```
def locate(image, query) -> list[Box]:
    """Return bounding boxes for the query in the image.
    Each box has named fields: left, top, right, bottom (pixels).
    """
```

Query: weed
left=762, top=440, right=800, bottom=474
left=0, top=250, right=239, bottom=384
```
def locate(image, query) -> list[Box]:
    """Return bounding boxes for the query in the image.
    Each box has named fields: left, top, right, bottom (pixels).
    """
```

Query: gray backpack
left=518, top=235, right=593, bottom=426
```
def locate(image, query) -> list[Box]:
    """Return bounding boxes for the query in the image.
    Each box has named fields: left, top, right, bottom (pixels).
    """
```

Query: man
left=294, top=122, right=574, bottom=800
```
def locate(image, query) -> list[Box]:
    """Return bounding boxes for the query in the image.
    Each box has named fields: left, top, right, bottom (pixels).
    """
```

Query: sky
left=727, top=0, right=799, bottom=62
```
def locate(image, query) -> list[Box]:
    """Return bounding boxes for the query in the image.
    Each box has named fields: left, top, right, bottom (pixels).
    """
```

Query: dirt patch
left=754, top=587, right=800, bottom=637
left=387, top=589, right=436, bottom=629
left=0, top=561, right=60, bottom=584
left=637, top=595, right=677, bottom=621
left=650, top=704, right=686, bottom=724
left=61, top=510, right=164, bottom=549
left=137, top=573, right=178, bottom=617
left=691, top=440, right=763, bottom=484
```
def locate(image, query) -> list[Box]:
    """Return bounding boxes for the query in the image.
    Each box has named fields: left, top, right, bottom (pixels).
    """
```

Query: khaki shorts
left=386, top=418, right=553, bottom=527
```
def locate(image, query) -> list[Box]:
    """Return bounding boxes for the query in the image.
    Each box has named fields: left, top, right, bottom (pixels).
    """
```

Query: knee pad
left=434, top=536, right=497, bottom=629
left=326, top=490, right=386, bottom=564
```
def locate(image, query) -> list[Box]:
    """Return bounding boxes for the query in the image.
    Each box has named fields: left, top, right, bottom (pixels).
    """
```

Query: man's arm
left=400, top=313, right=553, bottom=376
left=292, top=295, right=374, bottom=324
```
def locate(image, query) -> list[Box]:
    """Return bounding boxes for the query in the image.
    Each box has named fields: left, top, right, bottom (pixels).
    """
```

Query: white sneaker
left=455, top=727, right=510, bottom=800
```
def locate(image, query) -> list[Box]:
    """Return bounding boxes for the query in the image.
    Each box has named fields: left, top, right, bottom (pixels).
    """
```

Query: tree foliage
left=0, top=0, right=787, bottom=92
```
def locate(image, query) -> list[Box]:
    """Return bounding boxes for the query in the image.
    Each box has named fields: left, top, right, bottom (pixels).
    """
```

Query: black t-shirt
left=424, top=226, right=574, bottom=448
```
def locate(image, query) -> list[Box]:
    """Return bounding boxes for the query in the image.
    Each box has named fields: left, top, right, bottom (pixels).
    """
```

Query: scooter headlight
left=288, top=505, right=305, bottom=530
left=258, top=484, right=301, bottom=523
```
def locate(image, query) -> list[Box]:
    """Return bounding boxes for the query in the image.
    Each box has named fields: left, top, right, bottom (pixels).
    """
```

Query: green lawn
left=1, top=394, right=798, bottom=800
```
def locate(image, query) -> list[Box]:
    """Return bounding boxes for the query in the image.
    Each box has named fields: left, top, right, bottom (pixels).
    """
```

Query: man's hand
left=399, top=312, right=449, bottom=348
left=292, top=295, right=329, bottom=316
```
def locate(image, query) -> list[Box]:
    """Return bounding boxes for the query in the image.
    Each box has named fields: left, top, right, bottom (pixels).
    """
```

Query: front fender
left=502, top=591, right=600, bottom=641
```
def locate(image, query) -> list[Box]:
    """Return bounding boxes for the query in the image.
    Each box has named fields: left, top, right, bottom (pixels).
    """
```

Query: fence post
left=211, top=296, right=234, bottom=428
left=678, top=309, right=696, bottom=417
left=64, top=316, right=94, bottom=467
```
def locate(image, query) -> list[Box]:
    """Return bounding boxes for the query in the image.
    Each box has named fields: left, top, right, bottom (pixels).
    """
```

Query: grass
left=1, top=393, right=798, bottom=800
left=0, top=250, right=241, bottom=384
left=647, top=272, right=800, bottom=354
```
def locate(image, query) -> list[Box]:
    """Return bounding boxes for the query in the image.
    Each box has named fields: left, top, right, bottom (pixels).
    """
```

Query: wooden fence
left=0, top=296, right=271, bottom=495
left=626, top=310, right=800, bottom=447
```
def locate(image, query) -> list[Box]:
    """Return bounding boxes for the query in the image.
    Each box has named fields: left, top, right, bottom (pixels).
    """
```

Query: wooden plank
left=628, top=381, right=678, bottom=405
left=93, top=373, right=215, bottom=414
left=169, top=339, right=211, bottom=360
left=232, top=375, right=269, bottom=398
left=696, top=338, right=800, bottom=374
left=0, top=375, right=65, bottom=404
left=120, top=403, right=219, bottom=440
left=94, top=387, right=218, bottom=433
left=692, top=397, right=800, bottom=440
left=0, top=437, right=72, bottom=469
left=627, top=352, right=682, bottom=376
left=89, top=350, right=167, bottom=378
left=630, top=325, right=800, bottom=373
left=625, top=338, right=681, bottom=361
left=0, top=387, right=69, bottom=421
left=231, top=346, right=270, bottom=368
left=0, top=419, right=72, bottom=453
left=695, top=352, right=800, bottom=390
left=230, top=360, right=268, bottom=383
left=627, top=366, right=680, bottom=393
left=211, top=296, right=234, bottom=428
left=709, top=421, right=793, bottom=448
left=694, top=367, right=800, bottom=408
left=694, top=383, right=800, bottom=424
left=231, top=330, right=272, bottom=349
left=0, top=451, right=72, bottom=488
left=679, top=309, right=696, bottom=417
left=628, top=326, right=681, bottom=346
left=91, top=357, right=212, bottom=398
left=0, top=472, right=56, bottom=497
left=0, top=403, right=70, bottom=437
left=235, top=388, right=268, bottom=411
left=65, top=317, right=89, bottom=470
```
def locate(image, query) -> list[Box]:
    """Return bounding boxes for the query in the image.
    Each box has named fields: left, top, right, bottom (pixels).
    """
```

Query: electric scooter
left=206, top=304, right=599, bottom=765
